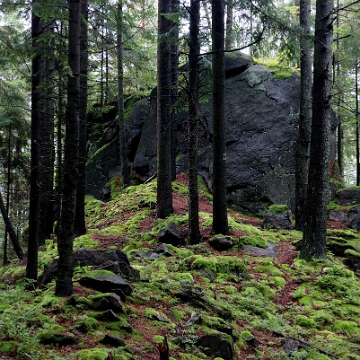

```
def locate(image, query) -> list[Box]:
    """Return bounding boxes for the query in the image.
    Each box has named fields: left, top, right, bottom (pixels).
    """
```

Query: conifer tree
left=156, top=0, right=173, bottom=219
left=211, top=0, right=228, bottom=235
left=300, top=0, right=333, bottom=260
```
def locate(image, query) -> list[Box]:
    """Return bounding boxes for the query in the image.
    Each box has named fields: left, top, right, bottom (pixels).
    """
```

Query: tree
left=187, top=0, right=201, bottom=245
left=300, top=0, right=334, bottom=260
left=26, top=2, right=43, bottom=282
left=74, top=0, right=89, bottom=237
left=211, top=0, right=228, bottom=235
left=56, top=0, right=81, bottom=296
left=117, top=0, right=130, bottom=188
left=170, top=0, right=180, bottom=182
left=295, top=0, right=312, bottom=231
left=0, top=190, right=23, bottom=260
left=156, top=0, right=173, bottom=219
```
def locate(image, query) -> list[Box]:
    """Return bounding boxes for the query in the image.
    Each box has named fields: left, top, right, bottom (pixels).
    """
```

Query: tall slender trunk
left=157, top=0, right=173, bottom=219
left=300, top=0, right=333, bottom=260
left=295, top=0, right=312, bottom=230
left=335, top=0, right=343, bottom=178
left=3, top=125, right=11, bottom=265
left=0, top=191, right=23, bottom=260
left=170, top=0, right=180, bottom=181
left=56, top=0, right=81, bottom=296
left=40, top=20, right=56, bottom=243
left=188, top=0, right=201, bottom=244
left=356, top=61, right=359, bottom=186
left=117, top=0, right=130, bottom=187
left=74, top=0, right=88, bottom=236
left=26, top=5, right=43, bottom=281
left=211, top=0, right=228, bottom=235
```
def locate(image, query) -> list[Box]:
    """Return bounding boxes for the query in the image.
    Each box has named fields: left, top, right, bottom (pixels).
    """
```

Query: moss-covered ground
left=1, top=173, right=360, bottom=359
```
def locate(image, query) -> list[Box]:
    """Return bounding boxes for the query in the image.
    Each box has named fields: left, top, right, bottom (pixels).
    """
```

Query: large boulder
left=87, top=52, right=337, bottom=214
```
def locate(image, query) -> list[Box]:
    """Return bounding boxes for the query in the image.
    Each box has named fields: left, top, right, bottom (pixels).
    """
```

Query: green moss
left=332, top=320, right=358, bottom=334
left=240, top=235, right=267, bottom=248
left=174, top=272, right=194, bottom=284
left=267, top=204, right=288, bottom=214
left=240, top=330, right=254, bottom=341
left=172, top=309, right=186, bottom=320
left=40, top=295, right=61, bottom=308
left=253, top=57, right=296, bottom=79
left=74, top=316, right=99, bottom=332
left=75, top=348, right=109, bottom=360
left=0, top=341, right=17, bottom=353
left=253, top=264, right=283, bottom=277
left=295, top=315, right=316, bottom=328
left=184, top=255, right=247, bottom=280
left=269, top=276, right=286, bottom=290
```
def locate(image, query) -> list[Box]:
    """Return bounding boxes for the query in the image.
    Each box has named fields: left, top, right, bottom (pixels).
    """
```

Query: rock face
left=86, top=53, right=337, bottom=214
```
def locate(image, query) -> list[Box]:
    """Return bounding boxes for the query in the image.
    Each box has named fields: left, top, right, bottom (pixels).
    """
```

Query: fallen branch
left=271, top=329, right=339, bottom=359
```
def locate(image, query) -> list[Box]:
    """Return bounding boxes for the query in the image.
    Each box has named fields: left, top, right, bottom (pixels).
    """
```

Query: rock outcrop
left=86, top=52, right=337, bottom=214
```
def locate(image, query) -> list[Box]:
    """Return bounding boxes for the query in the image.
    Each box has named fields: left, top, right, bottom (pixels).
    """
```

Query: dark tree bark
left=56, top=0, right=81, bottom=296
left=211, top=0, right=229, bottom=235
left=39, top=19, right=56, bottom=244
left=0, top=190, right=23, bottom=260
left=356, top=61, right=360, bottom=186
left=300, top=0, right=333, bottom=260
left=156, top=0, right=173, bottom=219
left=3, top=125, right=11, bottom=265
left=170, top=0, right=180, bottom=182
left=117, top=0, right=130, bottom=187
left=26, top=5, right=43, bottom=281
left=295, top=0, right=312, bottom=231
left=188, top=0, right=201, bottom=245
left=74, top=0, right=88, bottom=237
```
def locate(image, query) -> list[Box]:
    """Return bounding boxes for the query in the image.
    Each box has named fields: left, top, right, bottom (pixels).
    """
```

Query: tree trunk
left=117, top=0, right=130, bottom=188
left=26, top=5, right=43, bottom=281
left=40, top=19, right=56, bottom=244
left=170, top=0, right=180, bottom=182
left=0, top=190, right=23, bottom=260
left=3, top=124, right=11, bottom=265
left=156, top=0, right=173, bottom=219
left=295, top=0, right=312, bottom=231
left=211, top=0, right=228, bottom=235
left=188, top=0, right=201, bottom=245
left=74, top=0, right=88, bottom=237
left=300, top=0, right=333, bottom=260
left=356, top=61, right=359, bottom=186
left=56, top=0, right=81, bottom=296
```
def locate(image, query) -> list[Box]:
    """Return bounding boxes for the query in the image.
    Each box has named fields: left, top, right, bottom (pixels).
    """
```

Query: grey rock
left=158, top=222, right=183, bottom=246
left=185, top=312, right=202, bottom=327
left=209, top=236, right=234, bottom=251
left=95, top=309, right=120, bottom=322
left=242, top=243, right=278, bottom=258
left=38, top=248, right=136, bottom=286
left=337, top=188, right=360, bottom=206
left=101, top=334, right=125, bottom=347
left=196, top=334, right=234, bottom=360
left=262, top=210, right=293, bottom=230
left=283, top=338, right=299, bottom=355
left=346, top=205, right=360, bottom=231
left=79, top=273, right=132, bottom=298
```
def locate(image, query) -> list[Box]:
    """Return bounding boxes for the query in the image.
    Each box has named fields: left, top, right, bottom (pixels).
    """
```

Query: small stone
left=101, top=334, right=125, bottom=347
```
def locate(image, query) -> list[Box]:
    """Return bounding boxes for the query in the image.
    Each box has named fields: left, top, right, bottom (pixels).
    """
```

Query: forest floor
left=0, top=173, right=359, bottom=360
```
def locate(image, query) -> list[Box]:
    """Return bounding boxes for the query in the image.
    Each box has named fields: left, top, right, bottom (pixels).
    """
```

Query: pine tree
left=211, top=0, right=228, bottom=235
left=300, top=0, right=334, bottom=260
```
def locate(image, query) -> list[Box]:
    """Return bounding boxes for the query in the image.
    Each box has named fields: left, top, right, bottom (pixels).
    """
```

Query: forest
left=0, top=0, right=360, bottom=358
